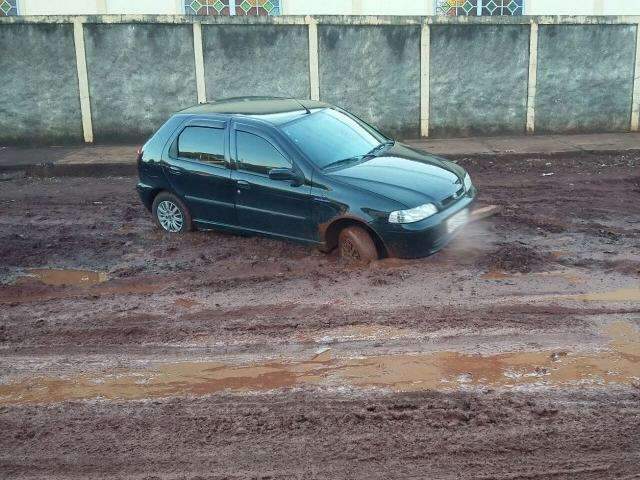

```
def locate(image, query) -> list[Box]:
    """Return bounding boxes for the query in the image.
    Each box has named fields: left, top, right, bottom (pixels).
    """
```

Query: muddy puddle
left=17, top=268, right=108, bottom=286
left=298, top=325, right=419, bottom=343
left=571, top=288, right=640, bottom=302
left=1, top=322, right=638, bottom=405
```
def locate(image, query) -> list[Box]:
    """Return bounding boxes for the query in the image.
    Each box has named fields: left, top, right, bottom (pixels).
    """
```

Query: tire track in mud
left=1, top=152, right=640, bottom=478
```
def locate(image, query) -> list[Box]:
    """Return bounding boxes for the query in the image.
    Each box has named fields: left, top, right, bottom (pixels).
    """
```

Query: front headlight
left=388, top=203, right=438, bottom=224
left=463, top=173, right=473, bottom=192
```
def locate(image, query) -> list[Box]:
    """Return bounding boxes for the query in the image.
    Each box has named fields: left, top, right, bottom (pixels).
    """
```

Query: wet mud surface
left=1, top=151, right=640, bottom=478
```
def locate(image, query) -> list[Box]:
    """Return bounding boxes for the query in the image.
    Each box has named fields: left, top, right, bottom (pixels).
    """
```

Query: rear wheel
left=152, top=192, right=192, bottom=234
left=338, top=226, right=379, bottom=265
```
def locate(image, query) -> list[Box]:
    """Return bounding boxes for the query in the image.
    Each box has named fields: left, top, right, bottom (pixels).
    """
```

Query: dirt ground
left=1, top=151, right=639, bottom=479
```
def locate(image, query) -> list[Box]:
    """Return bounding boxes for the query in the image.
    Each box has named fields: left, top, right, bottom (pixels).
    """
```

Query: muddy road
left=1, top=151, right=639, bottom=479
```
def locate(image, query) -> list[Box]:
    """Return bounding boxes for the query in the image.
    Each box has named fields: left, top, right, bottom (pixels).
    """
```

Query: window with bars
left=436, top=0, right=524, bottom=16
left=184, top=0, right=280, bottom=16
left=0, top=0, right=18, bottom=16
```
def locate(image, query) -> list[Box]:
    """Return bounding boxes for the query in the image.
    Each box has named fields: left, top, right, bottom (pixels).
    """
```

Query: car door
left=164, top=121, right=236, bottom=227
left=231, top=123, right=313, bottom=241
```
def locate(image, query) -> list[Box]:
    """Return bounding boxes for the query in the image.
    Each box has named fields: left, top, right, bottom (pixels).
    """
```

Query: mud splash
left=1, top=322, right=638, bottom=405
left=18, top=268, right=108, bottom=286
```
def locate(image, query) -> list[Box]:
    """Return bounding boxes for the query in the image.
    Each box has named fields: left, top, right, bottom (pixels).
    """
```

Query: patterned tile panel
left=0, top=0, right=18, bottom=16
left=185, top=0, right=280, bottom=15
left=436, top=0, right=523, bottom=16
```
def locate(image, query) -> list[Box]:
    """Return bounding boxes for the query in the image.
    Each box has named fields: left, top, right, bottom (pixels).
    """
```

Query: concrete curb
left=1, top=148, right=636, bottom=178
left=20, top=163, right=137, bottom=177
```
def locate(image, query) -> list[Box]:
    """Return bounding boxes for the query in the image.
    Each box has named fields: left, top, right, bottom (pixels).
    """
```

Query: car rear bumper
left=136, top=182, right=156, bottom=211
left=375, top=191, right=476, bottom=259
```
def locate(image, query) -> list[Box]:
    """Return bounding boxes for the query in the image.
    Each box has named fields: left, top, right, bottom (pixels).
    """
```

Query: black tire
left=151, top=192, right=193, bottom=234
left=338, top=226, right=379, bottom=265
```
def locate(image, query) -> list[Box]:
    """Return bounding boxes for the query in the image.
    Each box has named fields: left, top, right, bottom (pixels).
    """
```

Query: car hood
left=325, top=143, right=467, bottom=208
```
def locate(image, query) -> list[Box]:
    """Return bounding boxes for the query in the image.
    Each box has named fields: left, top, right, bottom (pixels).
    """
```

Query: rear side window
left=236, top=131, right=290, bottom=175
left=178, top=126, right=226, bottom=167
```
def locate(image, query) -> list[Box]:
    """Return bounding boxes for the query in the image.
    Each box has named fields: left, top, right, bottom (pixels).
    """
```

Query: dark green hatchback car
left=137, top=97, right=476, bottom=263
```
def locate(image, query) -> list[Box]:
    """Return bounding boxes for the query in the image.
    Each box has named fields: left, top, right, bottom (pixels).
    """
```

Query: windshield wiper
left=322, top=141, right=395, bottom=170
left=363, top=140, right=394, bottom=159
left=322, top=156, right=365, bottom=170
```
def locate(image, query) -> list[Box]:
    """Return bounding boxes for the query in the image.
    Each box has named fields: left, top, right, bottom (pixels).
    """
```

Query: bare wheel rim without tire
left=157, top=200, right=184, bottom=232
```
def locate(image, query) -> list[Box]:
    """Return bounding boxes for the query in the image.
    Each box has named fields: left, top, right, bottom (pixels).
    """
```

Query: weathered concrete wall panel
left=84, top=23, right=197, bottom=143
left=203, top=25, right=310, bottom=100
left=429, top=25, right=530, bottom=138
left=318, top=25, right=421, bottom=138
left=0, top=23, right=83, bottom=145
left=535, top=24, right=636, bottom=134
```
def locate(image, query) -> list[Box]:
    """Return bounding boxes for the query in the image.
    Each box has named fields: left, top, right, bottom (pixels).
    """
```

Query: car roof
left=178, top=96, right=331, bottom=126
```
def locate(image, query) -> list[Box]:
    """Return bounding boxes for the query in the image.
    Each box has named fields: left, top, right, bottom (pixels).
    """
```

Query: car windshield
left=280, top=108, right=389, bottom=169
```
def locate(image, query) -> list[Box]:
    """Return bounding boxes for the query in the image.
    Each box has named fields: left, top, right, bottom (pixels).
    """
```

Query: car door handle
left=168, top=166, right=182, bottom=175
left=236, top=180, right=251, bottom=190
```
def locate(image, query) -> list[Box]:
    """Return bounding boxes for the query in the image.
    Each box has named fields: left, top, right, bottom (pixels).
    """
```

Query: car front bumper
left=375, top=190, right=476, bottom=259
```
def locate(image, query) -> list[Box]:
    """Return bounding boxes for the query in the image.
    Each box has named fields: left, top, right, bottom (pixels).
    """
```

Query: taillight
left=136, top=146, right=143, bottom=163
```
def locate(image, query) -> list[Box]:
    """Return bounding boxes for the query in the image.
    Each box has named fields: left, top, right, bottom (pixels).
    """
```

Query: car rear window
left=178, top=126, right=226, bottom=167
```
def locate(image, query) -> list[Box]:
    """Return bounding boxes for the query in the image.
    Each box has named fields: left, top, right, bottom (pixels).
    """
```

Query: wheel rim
left=341, top=239, right=361, bottom=261
left=157, top=200, right=184, bottom=233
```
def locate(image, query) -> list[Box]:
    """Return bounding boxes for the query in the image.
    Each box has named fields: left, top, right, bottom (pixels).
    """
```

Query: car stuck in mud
left=137, top=97, right=476, bottom=263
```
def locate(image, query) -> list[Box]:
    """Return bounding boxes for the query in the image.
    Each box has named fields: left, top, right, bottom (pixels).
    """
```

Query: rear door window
left=236, top=131, right=290, bottom=176
left=178, top=126, right=226, bottom=167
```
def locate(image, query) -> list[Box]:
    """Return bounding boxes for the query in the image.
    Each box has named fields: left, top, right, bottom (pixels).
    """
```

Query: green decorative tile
left=240, top=0, right=251, bottom=12
left=0, top=1, right=11, bottom=14
left=213, top=0, right=224, bottom=11
left=263, top=0, right=274, bottom=13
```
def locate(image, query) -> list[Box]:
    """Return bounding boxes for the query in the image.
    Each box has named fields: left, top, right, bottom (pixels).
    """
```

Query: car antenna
left=293, top=99, right=311, bottom=114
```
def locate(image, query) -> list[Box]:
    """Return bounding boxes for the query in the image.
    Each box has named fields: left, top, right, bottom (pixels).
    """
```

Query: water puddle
left=1, top=322, right=638, bottom=405
left=299, top=325, right=418, bottom=343
left=174, top=298, right=202, bottom=309
left=17, top=269, right=108, bottom=287
left=571, top=288, right=640, bottom=302
left=482, top=270, right=584, bottom=284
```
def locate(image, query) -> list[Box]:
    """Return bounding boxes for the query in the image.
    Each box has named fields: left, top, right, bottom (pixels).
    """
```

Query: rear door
left=164, top=121, right=236, bottom=226
left=230, top=123, right=313, bottom=241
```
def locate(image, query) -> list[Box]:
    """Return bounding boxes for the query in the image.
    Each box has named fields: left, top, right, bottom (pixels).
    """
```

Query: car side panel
left=162, top=118, right=237, bottom=226
left=230, top=121, right=315, bottom=242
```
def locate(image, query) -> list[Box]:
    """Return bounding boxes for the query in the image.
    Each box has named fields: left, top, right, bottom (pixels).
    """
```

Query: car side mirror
left=268, top=168, right=303, bottom=186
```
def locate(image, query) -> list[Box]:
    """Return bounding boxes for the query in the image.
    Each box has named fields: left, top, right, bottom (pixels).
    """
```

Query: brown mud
left=1, top=151, right=640, bottom=478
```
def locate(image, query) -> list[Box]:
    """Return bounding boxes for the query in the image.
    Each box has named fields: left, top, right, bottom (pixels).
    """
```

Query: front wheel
left=338, top=226, right=379, bottom=265
left=152, top=192, right=192, bottom=234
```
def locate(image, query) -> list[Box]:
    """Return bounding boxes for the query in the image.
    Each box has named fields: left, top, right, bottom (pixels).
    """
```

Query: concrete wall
left=284, top=0, right=431, bottom=16
left=318, top=25, right=421, bottom=138
left=19, top=0, right=183, bottom=15
left=83, top=23, right=198, bottom=142
left=202, top=24, right=310, bottom=100
left=0, top=23, right=83, bottom=144
left=535, top=24, right=637, bottom=134
left=430, top=24, right=530, bottom=137
left=16, top=0, right=640, bottom=15
left=1, top=15, right=640, bottom=145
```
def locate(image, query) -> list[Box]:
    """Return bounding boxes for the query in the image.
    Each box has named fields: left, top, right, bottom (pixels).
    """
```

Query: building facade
left=2, top=0, right=639, bottom=16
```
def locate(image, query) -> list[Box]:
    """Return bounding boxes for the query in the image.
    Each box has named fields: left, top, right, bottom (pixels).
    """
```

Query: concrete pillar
left=632, top=23, right=640, bottom=131
left=193, top=22, right=207, bottom=103
left=306, top=16, right=320, bottom=101
left=526, top=21, right=539, bottom=134
left=420, top=22, right=430, bottom=137
left=73, top=20, right=94, bottom=143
